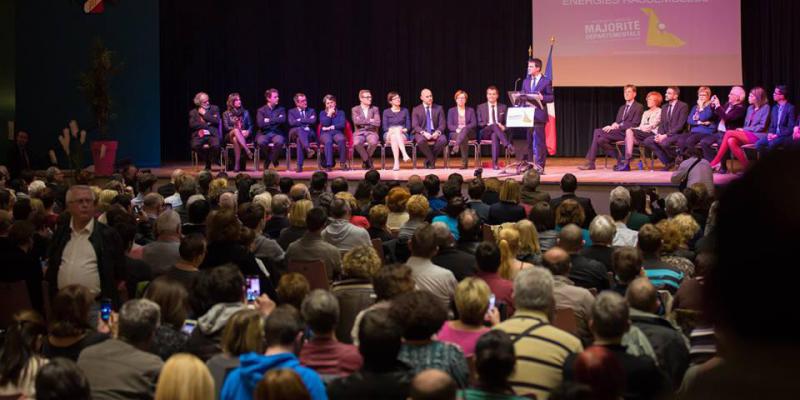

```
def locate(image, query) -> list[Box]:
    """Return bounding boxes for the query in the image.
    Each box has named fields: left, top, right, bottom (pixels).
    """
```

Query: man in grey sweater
left=322, top=198, right=371, bottom=252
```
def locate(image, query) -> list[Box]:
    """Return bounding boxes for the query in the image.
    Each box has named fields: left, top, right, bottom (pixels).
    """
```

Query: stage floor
left=150, top=157, right=738, bottom=187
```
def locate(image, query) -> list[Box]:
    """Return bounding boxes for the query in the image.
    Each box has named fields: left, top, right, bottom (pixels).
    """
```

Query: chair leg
left=412, top=144, right=417, bottom=169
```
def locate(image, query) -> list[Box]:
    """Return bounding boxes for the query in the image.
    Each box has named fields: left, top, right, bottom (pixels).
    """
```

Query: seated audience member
left=610, top=246, right=644, bottom=297
left=206, top=309, right=265, bottom=398
left=328, top=309, right=413, bottom=399
left=322, top=198, right=371, bottom=251
left=515, top=219, right=542, bottom=265
left=409, top=369, right=457, bottom=400
left=0, top=221, right=44, bottom=314
left=496, top=226, right=535, bottom=281
left=557, top=224, right=609, bottom=292
left=755, top=85, right=796, bottom=157
left=154, top=353, right=214, bottom=400
left=78, top=299, right=165, bottom=400
left=541, top=247, right=595, bottom=343
left=530, top=201, right=558, bottom=252
left=390, top=291, right=470, bottom=388
left=627, top=277, right=689, bottom=388
left=309, top=171, right=328, bottom=205
left=655, top=217, right=697, bottom=277
left=710, top=86, right=770, bottom=172
left=475, top=241, right=515, bottom=316
left=254, top=369, right=312, bottom=400
left=664, top=192, right=689, bottom=219
left=580, top=215, right=616, bottom=272
left=276, top=273, right=311, bottom=311
left=142, top=210, right=183, bottom=275
left=437, top=277, right=498, bottom=357
left=143, top=277, right=190, bottom=361
left=331, top=245, right=380, bottom=343
left=184, top=197, right=210, bottom=236
left=459, top=330, right=527, bottom=400
left=42, top=285, right=110, bottom=361
left=300, top=290, right=364, bottom=377
left=201, top=209, right=261, bottom=277
left=637, top=224, right=685, bottom=294
left=329, top=176, right=348, bottom=197
left=487, top=179, right=526, bottom=225
left=278, top=199, right=312, bottom=250
left=398, top=194, right=430, bottom=241
left=566, top=346, right=625, bottom=400
left=238, top=202, right=284, bottom=269
left=466, top=178, right=490, bottom=222
left=493, top=267, right=583, bottom=399
left=456, top=209, right=482, bottom=255
left=551, top=174, right=597, bottom=229
left=673, top=252, right=714, bottom=313
left=350, top=264, right=416, bottom=345
left=431, top=221, right=476, bottom=281
left=563, top=291, right=670, bottom=399
left=165, top=233, right=206, bottom=292
left=679, top=87, right=718, bottom=160
left=555, top=199, right=592, bottom=247
left=264, top=194, right=290, bottom=239
left=278, top=177, right=294, bottom=195
left=286, top=207, right=342, bottom=281
left=520, top=169, right=550, bottom=209
left=433, top=196, right=466, bottom=240
left=616, top=91, right=663, bottom=171
left=405, top=223, right=457, bottom=311
left=626, top=186, right=652, bottom=230
left=420, top=175, right=444, bottom=212
left=335, top=191, right=370, bottom=229
left=610, top=197, right=639, bottom=247
left=578, top=85, right=644, bottom=171
left=34, top=357, right=91, bottom=400
left=367, top=204, right=394, bottom=242
left=0, top=310, right=47, bottom=399
left=643, top=86, right=689, bottom=171
left=386, top=186, right=411, bottom=231
left=221, top=305, right=327, bottom=400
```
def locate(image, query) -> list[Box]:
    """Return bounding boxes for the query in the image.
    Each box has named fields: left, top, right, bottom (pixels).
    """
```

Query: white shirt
left=612, top=221, right=639, bottom=247
left=488, top=102, right=498, bottom=125
left=58, top=218, right=101, bottom=296
left=361, top=106, right=370, bottom=119
left=531, top=74, right=543, bottom=91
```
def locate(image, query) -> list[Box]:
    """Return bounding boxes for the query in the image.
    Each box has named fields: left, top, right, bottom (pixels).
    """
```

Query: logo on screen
left=642, top=8, right=685, bottom=48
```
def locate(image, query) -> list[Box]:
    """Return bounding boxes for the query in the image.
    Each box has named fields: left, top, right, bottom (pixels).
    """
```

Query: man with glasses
left=288, top=93, right=318, bottom=172
left=352, top=89, right=381, bottom=169
left=46, top=185, right=126, bottom=308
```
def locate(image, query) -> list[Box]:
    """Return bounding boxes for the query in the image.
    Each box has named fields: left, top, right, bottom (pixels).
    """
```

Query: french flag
left=544, top=42, right=557, bottom=156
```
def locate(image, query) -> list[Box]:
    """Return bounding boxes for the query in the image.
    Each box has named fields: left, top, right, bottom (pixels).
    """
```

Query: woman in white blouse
left=617, top=91, right=663, bottom=171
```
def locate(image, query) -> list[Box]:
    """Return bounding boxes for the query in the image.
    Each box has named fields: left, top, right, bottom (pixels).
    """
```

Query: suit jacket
left=613, top=102, right=645, bottom=131
left=657, top=101, right=690, bottom=136
left=476, top=102, right=508, bottom=128
left=521, top=74, right=554, bottom=124
left=256, top=104, right=287, bottom=134
left=687, top=104, right=718, bottom=134
left=222, top=109, right=253, bottom=133
left=446, top=107, right=477, bottom=136
left=768, top=102, right=796, bottom=137
left=351, top=105, right=381, bottom=133
left=713, top=101, right=746, bottom=131
left=6, top=144, right=32, bottom=178
left=411, top=104, right=446, bottom=135
left=550, top=194, right=597, bottom=230
left=431, top=247, right=478, bottom=282
left=288, top=107, right=318, bottom=130
left=188, top=105, right=221, bottom=141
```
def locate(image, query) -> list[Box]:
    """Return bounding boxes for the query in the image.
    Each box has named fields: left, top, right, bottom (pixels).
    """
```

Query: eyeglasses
left=68, top=199, right=94, bottom=205
left=362, top=95, right=372, bottom=99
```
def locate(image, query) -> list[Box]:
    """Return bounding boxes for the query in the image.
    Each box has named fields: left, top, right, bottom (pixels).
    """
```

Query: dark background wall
left=0, top=0, right=15, bottom=162
left=14, top=0, right=160, bottom=167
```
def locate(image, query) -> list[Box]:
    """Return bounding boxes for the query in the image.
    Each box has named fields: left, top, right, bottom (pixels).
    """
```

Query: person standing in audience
left=206, top=309, right=265, bottom=397
left=154, top=353, right=214, bottom=400
left=412, top=88, right=447, bottom=169
left=522, top=58, right=555, bottom=173
left=447, top=90, right=477, bottom=169
left=189, top=92, right=221, bottom=170
left=352, top=89, right=381, bottom=170
left=299, top=290, right=364, bottom=376
left=319, top=94, right=348, bottom=171
left=642, top=86, right=690, bottom=171
left=710, top=86, right=770, bottom=172
left=328, top=308, right=413, bottom=400
left=78, top=299, right=165, bottom=400
left=437, top=277, right=498, bottom=357
left=405, top=223, right=457, bottom=310
left=382, top=91, right=412, bottom=171
left=580, top=215, right=616, bottom=272
left=286, top=207, right=342, bottom=281
left=255, top=88, right=287, bottom=170
left=221, top=305, right=327, bottom=400
left=557, top=224, right=609, bottom=291
left=679, top=86, right=718, bottom=160
left=755, top=85, right=796, bottom=157
left=477, top=85, right=512, bottom=170
left=493, top=267, right=583, bottom=399
left=617, top=91, right=663, bottom=171
left=287, top=93, right=317, bottom=172
left=0, top=310, right=48, bottom=399
left=1, top=221, right=44, bottom=314
left=222, top=93, right=254, bottom=172
left=579, top=85, right=643, bottom=170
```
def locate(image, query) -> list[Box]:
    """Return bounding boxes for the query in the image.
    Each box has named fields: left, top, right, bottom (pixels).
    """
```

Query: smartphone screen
left=100, top=299, right=112, bottom=322
left=488, top=294, right=496, bottom=311
left=181, top=319, right=198, bottom=335
left=246, top=276, right=261, bottom=302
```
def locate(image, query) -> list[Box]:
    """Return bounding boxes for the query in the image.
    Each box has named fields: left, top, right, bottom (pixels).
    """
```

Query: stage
left=148, top=157, right=739, bottom=187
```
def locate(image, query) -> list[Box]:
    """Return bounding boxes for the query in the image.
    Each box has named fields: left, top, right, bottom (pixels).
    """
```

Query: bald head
left=155, top=210, right=181, bottom=237
left=626, top=277, right=658, bottom=313
left=218, top=192, right=237, bottom=210
left=542, top=247, right=571, bottom=276
left=557, top=223, right=584, bottom=253
left=409, top=369, right=456, bottom=400
left=420, top=89, right=433, bottom=106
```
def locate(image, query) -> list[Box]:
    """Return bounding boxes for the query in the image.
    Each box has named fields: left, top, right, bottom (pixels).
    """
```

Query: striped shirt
left=493, top=310, right=583, bottom=399
left=644, top=265, right=685, bottom=294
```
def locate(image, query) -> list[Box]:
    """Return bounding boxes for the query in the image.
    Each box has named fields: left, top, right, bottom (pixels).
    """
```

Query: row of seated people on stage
left=578, top=84, right=800, bottom=173
left=1, top=151, right=794, bottom=399
left=189, top=88, right=519, bottom=173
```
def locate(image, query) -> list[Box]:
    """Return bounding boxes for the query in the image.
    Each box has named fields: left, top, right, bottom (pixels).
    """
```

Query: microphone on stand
left=514, top=78, right=522, bottom=92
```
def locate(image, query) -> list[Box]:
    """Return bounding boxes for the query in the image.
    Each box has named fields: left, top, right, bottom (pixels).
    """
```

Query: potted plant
left=79, top=39, right=122, bottom=176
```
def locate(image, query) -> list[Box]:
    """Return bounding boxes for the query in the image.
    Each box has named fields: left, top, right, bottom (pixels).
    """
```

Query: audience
left=367, top=204, right=394, bottom=242
left=461, top=330, right=527, bottom=400
left=264, top=194, right=290, bottom=239
left=466, top=178, right=490, bottom=222
left=330, top=245, right=380, bottom=343
left=437, top=277, right=497, bottom=357
left=557, top=224, right=609, bottom=292
left=456, top=209, right=482, bottom=255
left=409, top=369, right=457, bottom=400
left=42, top=285, right=110, bottom=361
left=398, top=194, right=430, bottom=240
left=322, top=198, right=371, bottom=251
left=431, top=221, right=476, bottom=281
left=520, top=169, right=550, bottom=208
left=404, top=223, right=457, bottom=311
left=165, top=233, right=206, bottom=292
left=386, top=186, right=411, bottom=231
left=286, top=207, right=342, bottom=281
left=0, top=310, right=48, bottom=398
left=488, top=179, right=526, bottom=225
left=530, top=201, right=558, bottom=251
left=299, top=289, right=363, bottom=376
left=637, top=224, right=685, bottom=294
left=541, top=247, right=595, bottom=343
left=350, top=264, right=415, bottom=344
left=154, top=353, right=214, bottom=400
left=143, top=276, right=191, bottom=360
left=580, top=215, right=616, bottom=272
left=609, top=197, right=639, bottom=247
left=474, top=241, right=515, bottom=316
left=496, top=225, right=534, bottom=281
left=34, top=357, right=91, bottom=400
left=278, top=198, right=313, bottom=250
left=550, top=174, right=597, bottom=229
left=610, top=246, right=644, bottom=297
left=254, top=369, right=312, bottom=400
left=206, top=309, right=265, bottom=398
left=276, top=273, right=311, bottom=311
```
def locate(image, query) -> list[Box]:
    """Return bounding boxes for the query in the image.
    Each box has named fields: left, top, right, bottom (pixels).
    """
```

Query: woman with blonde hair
left=515, top=219, right=542, bottom=265
left=487, top=179, right=526, bottom=225
left=437, top=277, right=499, bottom=357
left=496, top=226, right=535, bottom=280
left=398, top=194, right=429, bottom=240
left=155, top=353, right=214, bottom=400
left=278, top=199, right=312, bottom=250
left=205, top=309, right=265, bottom=396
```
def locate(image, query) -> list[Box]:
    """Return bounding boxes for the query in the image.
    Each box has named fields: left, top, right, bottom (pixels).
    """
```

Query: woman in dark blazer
left=447, top=90, right=478, bottom=169
left=488, top=179, right=526, bottom=225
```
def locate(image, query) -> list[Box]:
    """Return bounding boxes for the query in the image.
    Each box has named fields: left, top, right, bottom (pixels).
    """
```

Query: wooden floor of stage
left=150, top=157, right=739, bottom=187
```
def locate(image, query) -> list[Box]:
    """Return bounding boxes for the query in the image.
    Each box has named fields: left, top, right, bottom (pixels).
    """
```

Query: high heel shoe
left=393, top=163, right=400, bottom=171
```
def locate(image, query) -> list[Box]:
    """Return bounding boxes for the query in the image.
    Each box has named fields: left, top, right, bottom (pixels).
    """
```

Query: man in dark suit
left=188, top=92, right=221, bottom=170
left=287, top=93, right=318, bottom=172
left=477, top=86, right=511, bottom=169
left=431, top=222, right=476, bottom=282
left=579, top=85, right=644, bottom=170
left=559, top=224, right=609, bottom=292
left=756, top=85, right=796, bottom=157
left=521, top=58, right=554, bottom=173
left=642, top=86, right=690, bottom=171
left=411, top=88, right=447, bottom=168
left=7, top=130, right=33, bottom=179
left=550, top=173, right=597, bottom=230
left=256, top=88, right=287, bottom=169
